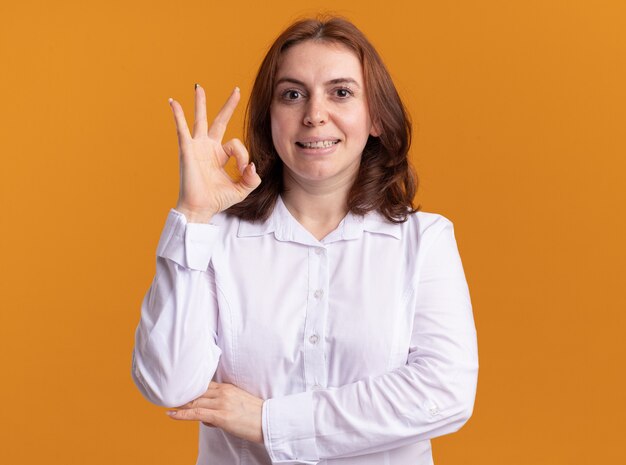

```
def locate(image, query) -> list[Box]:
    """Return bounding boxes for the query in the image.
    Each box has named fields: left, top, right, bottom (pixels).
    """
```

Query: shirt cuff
left=155, top=209, right=220, bottom=271
left=262, top=391, right=319, bottom=465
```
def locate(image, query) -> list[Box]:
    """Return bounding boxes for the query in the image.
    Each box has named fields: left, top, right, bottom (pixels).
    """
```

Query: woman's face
left=270, top=40, right=377, bottom=189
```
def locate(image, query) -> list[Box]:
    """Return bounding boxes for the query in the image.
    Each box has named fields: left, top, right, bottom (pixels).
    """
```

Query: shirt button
left=313, top=289, right=324, bottom=299
left=315, top=248, right=324, bottom=255
left=309, top=334, right=319, bottom=344
left=313, top=384, right=322, bottom=390
left=429, top=405, right=439, bottom=415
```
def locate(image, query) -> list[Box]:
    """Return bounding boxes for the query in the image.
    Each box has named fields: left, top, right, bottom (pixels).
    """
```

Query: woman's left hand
left=167, top=382, right=264, bottom=444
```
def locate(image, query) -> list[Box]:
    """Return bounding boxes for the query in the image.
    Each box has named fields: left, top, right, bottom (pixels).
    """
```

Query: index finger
left=208, top=87, right=241, bottom=141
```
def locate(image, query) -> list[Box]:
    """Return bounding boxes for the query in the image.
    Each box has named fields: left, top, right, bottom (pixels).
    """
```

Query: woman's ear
left=369, top=118, right=382, bottom=137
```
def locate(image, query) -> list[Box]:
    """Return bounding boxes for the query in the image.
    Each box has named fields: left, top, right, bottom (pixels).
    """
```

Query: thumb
left=238, top=162, right=262, bottom=197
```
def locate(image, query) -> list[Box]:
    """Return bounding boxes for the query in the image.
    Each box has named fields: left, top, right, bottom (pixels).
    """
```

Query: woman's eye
left=335, top=88, right=353, bottom=98
left=282, top=90, right=302, bottom=100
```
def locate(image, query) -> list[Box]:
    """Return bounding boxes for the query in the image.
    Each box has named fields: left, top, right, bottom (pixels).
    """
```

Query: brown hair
left=226, top=16, right=419, bottom=223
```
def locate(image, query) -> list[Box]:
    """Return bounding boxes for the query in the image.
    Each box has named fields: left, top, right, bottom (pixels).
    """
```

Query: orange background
left=1, top=1, right=624, bottom=463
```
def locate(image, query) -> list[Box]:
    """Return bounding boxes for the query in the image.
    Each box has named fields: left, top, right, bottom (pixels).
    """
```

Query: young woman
left=132, top=16, right=478, bottom=465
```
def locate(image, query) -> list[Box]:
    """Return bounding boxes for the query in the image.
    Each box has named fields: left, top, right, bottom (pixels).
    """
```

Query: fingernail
left=234, top=86, right=240, bottom=93
left=195, top=83, right=200, bottom=90
left=166, top=410, right=177, bottom=416
left=168, top=97, right=173, bottom=104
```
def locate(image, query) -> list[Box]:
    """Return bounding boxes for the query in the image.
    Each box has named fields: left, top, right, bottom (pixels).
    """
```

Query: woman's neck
left=281, top=172, right=352, bottom=241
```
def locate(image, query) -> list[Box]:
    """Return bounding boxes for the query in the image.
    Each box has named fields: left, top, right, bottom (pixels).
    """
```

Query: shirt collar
left=237, top=194, right=401, bottom=244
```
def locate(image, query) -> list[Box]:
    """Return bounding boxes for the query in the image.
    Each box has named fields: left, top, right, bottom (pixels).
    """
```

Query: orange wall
left=1, top=1, right=624, bottom=463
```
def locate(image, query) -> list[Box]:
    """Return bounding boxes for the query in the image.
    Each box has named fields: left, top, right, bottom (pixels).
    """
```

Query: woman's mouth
left=295, top=140, right=340, bottom=149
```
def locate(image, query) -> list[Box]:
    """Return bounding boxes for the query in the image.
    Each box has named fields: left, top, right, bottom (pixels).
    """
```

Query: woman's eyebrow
left=274, top=77, right=361, bottom=88
left=326, top=78, right=361, bottom=88
left=275, top=77, right=306, bottom=87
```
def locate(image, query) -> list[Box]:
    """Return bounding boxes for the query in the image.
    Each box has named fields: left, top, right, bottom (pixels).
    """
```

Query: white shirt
left=132, top=195, right=478, bottom=465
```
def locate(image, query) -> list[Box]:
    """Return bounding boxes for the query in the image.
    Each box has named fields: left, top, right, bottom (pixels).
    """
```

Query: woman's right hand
left=169, top=85, right=262, bottom=223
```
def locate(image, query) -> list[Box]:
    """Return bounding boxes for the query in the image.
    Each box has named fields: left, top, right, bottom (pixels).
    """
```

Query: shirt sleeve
left=261, top=219, right=479, bottom=464
left=131, top=209, right=223, bottom=408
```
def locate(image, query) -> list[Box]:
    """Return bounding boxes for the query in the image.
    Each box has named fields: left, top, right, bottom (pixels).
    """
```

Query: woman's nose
left=303, top=96, right=328, bottom=126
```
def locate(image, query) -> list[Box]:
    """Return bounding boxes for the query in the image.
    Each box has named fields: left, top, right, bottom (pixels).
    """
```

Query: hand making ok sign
left=169, top=84, right=262, bottom=223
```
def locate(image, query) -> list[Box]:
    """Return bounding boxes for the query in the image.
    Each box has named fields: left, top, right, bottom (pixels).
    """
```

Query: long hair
left=226, top=16, right=418, bottom=223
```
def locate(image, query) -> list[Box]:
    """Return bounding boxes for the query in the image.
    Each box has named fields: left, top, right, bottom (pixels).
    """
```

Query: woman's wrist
left=174, top=205, right=217, bottom=224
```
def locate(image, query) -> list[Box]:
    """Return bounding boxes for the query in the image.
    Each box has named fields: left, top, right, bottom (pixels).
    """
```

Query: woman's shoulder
left=394, top=209, right=455, bottom=238
left=394, top=211, right=460, bottom=262
left=360, top=208, right=455, bottom=252
left=208, top=210, right=273, bottom=239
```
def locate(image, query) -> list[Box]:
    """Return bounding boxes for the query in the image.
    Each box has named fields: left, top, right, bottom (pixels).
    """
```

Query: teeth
left=299, top=140, right=338, bottom=148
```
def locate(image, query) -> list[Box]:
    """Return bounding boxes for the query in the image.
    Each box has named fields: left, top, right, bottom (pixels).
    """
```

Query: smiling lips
left=295, top=139, right=341, bottom=149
